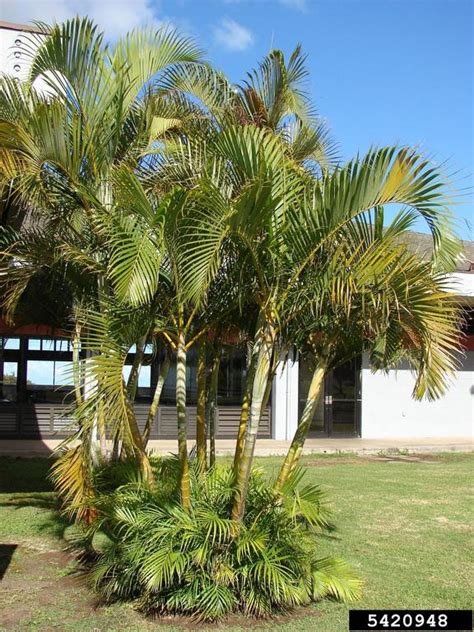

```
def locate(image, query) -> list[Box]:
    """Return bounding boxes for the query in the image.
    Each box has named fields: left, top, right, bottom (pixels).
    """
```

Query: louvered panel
left=51, top=407, right=77, bottom=435
left=20, top=404, right=52, bottom=437
left=217, top=406, right=271, bottom=438
left=215, top=406, right=240, bottom=438
left=0, top=405, right=18, bottom=436
left=134, top=405, right=150, bottom=434
left=4, top=402, right=272, bottom=439
left=158, top=406, right=197, bottom=438
left=139, top=405, right=160, bottom=439
left=258, top=407, right=271, bottom=437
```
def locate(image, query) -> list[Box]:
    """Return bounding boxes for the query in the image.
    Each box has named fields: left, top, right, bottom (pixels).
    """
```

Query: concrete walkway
left=0, top=436, right=471, bottom=457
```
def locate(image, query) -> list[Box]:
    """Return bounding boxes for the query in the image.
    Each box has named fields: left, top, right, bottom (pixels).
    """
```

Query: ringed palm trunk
left=72, top=322, right=82, bottom=407
left=124, top=397, right=154, bottom=483
left=232, top=346, right=258, bottom=473
left=127, top=335, right=147, bottom=400
left=196, top=342, right=207, bottom=473
left=231, top=321, right=275, bottom=521
left=113, top=335, right=147, bottom=460
left=83, top=350, right=101, bottom=467
left=274, top=361, right=327, bottom=492
left=143, top=352, right=170, bottom=447
left=206, top=351, right=220, bottom=468
left=176, top=331, right=191, bottom=510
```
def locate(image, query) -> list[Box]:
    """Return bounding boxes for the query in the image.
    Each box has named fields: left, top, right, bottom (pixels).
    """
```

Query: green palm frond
left=281, top=119, right=340, bottom=171
left=284, top=146, right=459, bottom=276
left=173, top=179, right=230, bottom=305
left=159, top=62, right=235, bottom=123
left=278, top=466, right=333, bottom=529
left=80, top=463, right=360, bottom=621
left=111, top=26, right=203, bottom=110
left=310, top=557, right=363, bottom=602
left=242, top=45, right=315, bottom=129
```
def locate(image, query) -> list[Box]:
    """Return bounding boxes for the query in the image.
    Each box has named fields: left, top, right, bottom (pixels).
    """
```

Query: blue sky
left=3, top=0, right=473, bottom=237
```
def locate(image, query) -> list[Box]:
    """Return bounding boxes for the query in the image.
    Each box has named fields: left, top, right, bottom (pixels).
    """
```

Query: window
left=1, top=337, right=20, bottom=350
left=160, top=346, right=247, bottom=406
left=0, top=339, right=21, bottom=403
left=26, top=360, right=74, bottom=403
left=0, top=362, right=18, bottom=402
left=0, top=335, right=249, bottom=408
left=28, top=338, right=72, bottom=352
left=218, top=348, right=246, bottom=405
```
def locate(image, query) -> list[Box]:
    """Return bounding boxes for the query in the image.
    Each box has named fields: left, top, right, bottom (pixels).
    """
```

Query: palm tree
left=159, top=44, right=339, bottom=174
left=1, top=25, right=462, bottom=528
left=0, top=17, right=204, bottom=473
left=156, top=51, right=461, bottom=518
left=274, top=210, right=460, bottom=491
left=170, top=125, right=460, bottom=521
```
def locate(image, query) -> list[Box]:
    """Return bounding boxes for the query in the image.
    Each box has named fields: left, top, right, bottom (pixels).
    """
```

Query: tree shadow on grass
left=0, top=456, right=55, bottom=493
left=0, top=544, right=17, bottom=580
left=0, top=456, right=72, bottom=540
left=0, top=493, right=72, bottom=540
left=0, top=493, right=72, bottom=539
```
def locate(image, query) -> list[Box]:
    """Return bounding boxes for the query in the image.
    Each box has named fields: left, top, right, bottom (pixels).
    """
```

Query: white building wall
left=0, top=26, right=34, bottom=80
left=272, top=355, right=299, bottom=440
left=446, top=272, right=474, bottom=299
left=360, top=352, right=474, bottom=438
left=0, top=23, right=47, bottom=92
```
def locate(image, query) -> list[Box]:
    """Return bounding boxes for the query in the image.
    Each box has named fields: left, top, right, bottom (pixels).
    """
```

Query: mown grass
left=0, top=452, right=472, bottom=631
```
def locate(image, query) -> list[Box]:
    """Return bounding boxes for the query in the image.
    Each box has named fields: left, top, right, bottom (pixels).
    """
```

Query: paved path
left=0, top=436, right=471, bottom=457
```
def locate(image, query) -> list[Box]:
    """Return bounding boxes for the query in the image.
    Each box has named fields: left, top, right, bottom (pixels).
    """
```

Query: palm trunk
left=196, top=342, right=207, bottom=473
left=232, top=346, right=257, bottom=473
left=274, top=362, right=326, bottom=492
left=124, top=397, right=154, bottom=483
left=111, top=336, right=147, bottom=460
left=83, top=349, right=101, bottom=467
left=176, top=331, right=191, bottom=510
left=231, top=322, right=275, bottom=522
left=143, top=352, right=170, bottom=447
left=206, top=352, right=220, bottom=468
left=127, top=335, right=147, bottom=400
left=72, top=322, right=82, bottom=407
left=261, top=347, right=278, bottom=409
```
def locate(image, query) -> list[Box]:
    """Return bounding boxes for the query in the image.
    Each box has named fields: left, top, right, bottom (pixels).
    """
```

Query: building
left=0, top=21, right=472, bottom=448
left=0, top=21, right=47, bottom=88
left=273, top=257, right=473, bottom=441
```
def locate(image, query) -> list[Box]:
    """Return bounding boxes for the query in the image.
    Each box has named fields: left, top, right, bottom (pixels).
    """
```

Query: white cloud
left=213, top=18, right=253, bottom=52
left=0, top=0, right=163, bottom=40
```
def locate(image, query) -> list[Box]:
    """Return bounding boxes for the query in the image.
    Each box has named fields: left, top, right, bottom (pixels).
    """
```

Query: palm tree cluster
left=83, top=460, right=361, bottom=620
left=0, top=17, right=462, bottom=619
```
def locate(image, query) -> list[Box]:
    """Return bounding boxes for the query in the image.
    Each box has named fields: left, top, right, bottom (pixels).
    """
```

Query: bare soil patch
left=0, top=545, right=97, bottom=629
left=303, top=453, right=442, bottom=467
left=0, top=541, right=323, bottom=630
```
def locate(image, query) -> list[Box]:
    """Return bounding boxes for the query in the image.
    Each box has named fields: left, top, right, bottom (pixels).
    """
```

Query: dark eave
left=0, top=21, right=48, bottom=35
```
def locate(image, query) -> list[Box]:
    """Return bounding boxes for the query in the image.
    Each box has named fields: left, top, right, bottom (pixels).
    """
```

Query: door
left=326, top=358, right=361, bottom=436
left=299, top=357, right=361, bottom=437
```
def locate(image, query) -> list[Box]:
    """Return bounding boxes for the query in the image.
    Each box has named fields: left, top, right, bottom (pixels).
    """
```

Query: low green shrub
left=80, top=459, right=361, bottom=621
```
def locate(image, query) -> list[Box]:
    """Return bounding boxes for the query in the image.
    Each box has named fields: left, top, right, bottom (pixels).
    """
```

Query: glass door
left=327, top=358, right=361, bottom=436
left=299, top=356, right=361, bottom=437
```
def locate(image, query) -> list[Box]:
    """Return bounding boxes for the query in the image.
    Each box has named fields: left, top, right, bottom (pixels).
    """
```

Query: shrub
left=81, top=459, right=361, bottom=621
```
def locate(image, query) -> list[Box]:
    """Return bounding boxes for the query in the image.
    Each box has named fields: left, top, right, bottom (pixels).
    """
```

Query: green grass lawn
left=0, top=452, right=472, bottom=631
